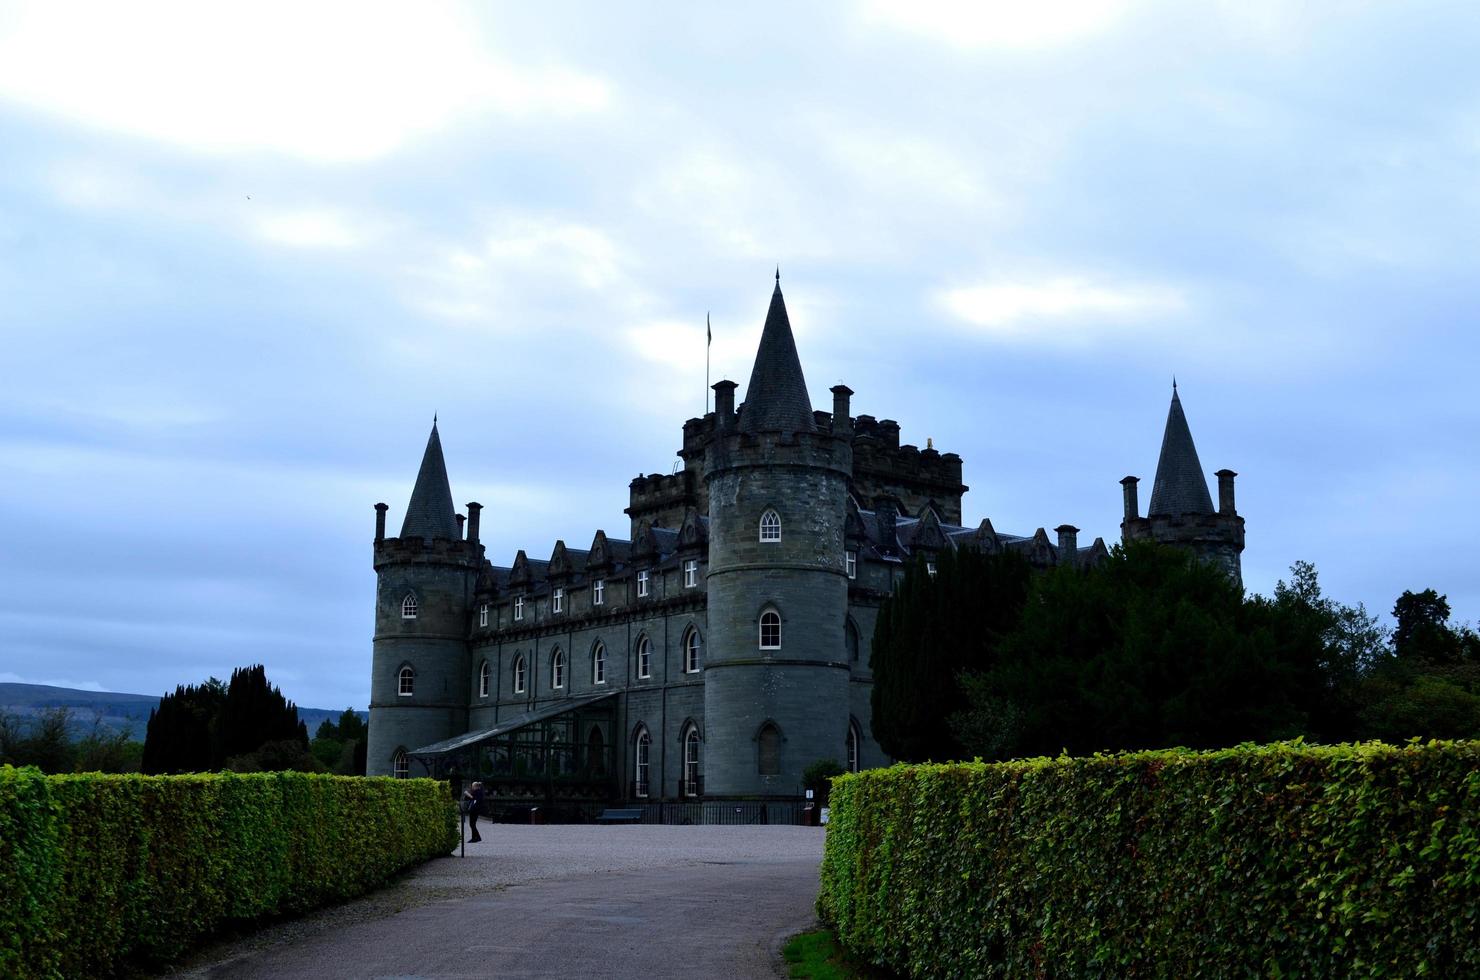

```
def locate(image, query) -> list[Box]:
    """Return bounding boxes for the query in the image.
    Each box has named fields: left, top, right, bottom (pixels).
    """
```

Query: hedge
left=818, top=740, right=1480, bottom=978
left=0, top=767, right=458, bottom=979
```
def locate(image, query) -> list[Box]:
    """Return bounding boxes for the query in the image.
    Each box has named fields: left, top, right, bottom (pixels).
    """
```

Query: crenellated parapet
left=372, top=534, right=483, bottom=571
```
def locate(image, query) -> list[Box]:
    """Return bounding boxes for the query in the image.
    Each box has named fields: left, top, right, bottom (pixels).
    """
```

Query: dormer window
left=479, top=603, right=489, bottom=627
left=552, top=587, right=564, bottom=614
left=683, top=559, right=698, bottom=588
left=637, top=570, right=650, bottom=598
left=514, top=595, right=525, bottom=621
left=401, top=594, right=418, bottom=619
left=759, top=509, right=781, bottom=543
left=846, top=550, right=857, bottom=580
left=593, top=578, right=605, bottom=606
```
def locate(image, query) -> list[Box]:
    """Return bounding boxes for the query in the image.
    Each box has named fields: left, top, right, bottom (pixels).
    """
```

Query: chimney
left=455, top=513, right=466, bottom=540
left=374, top=502, right=388, bottom=542
left=1120, top=476, right=1140, bottom=521
left=713, top=380, right=737, bottom=429
left=830, top=385, right=853, bottom=436
left=466, top=501, right=482, bottom=545
left=1215, top=469, right=1237, bottom=515
left=1055, top=525, right=1079, bottom=566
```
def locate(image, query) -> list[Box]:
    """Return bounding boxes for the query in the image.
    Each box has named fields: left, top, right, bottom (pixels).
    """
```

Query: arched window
left=684, top=627, right=702, bottom=674
left=758, top=508, right=781, bottom=543
left=592, top=641, right=606, bottom=685
left=757, top=722, right=781, bottom=776
left=636, top=635, right=652, bottom=679
left=846, top=619, right=860, bottom=663
left=401, top=593, right=418, bottom=619
left=392, top=749, right=409, bottom=779
left=479, top=660, right=490, bottom=698
left=682, top=726, right=701, bottom=797
left=759, top=609, right=781, bottom=650
left=398, top=665, right=414, bottom=696
left=847, top=722, right=862, bottom=773
left=634, top=726, right=651, bottom=797
left=514, top=655, right=527, bottom=694
left=551, top=648, right=565, bottom=689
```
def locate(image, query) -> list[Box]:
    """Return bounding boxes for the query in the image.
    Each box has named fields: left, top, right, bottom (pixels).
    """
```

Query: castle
left=365, top=276, right=1245, bottom=805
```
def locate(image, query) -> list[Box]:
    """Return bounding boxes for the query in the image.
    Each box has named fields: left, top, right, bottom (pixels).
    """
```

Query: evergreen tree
left=141, top=679, right=224, bottom=774
left=217, top=664, right=308, bottom=765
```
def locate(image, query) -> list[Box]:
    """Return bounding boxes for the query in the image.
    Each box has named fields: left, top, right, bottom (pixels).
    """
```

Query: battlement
left=625, top=468, right=702, bottom=537
left=703, top=426, right=853, bottom=480
left=848, top=417, right=966, bottom=525
left=373, top=535, right=484, bottom=570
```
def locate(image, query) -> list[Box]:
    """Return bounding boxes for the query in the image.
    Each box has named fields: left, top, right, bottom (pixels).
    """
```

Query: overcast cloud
left=1, top=1, right=1477, bottom=707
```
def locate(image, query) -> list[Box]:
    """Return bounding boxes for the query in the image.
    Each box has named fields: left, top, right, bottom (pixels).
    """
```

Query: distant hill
left=0, top=682, right=367, bottom=742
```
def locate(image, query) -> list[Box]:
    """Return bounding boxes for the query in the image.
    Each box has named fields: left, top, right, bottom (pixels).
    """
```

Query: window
left=551, top=648, right=565, bottom=689
left=551, top=587, right=564, bottom=613
left=398, top=666, right=414, bottom=696
left=514, top=595, right=525, bottom=621
left=847, top=724, right=861, bottom=773
left=926, top=561, right=937, bottom=578
left=759, top=508, right=781, bottom=543
left=846, top=619, right=861, bottom=663
left=592, top=642, right=606, bottom=685
left=759, top=610, right=781, bottom=650
left=593, top=578, right=605, bottom=606
left=683, top=559, right=698, bottom=588
left=637, top=570, right=650, bottom=598
left=846, top=550, right=857, bottom=580
left=758, top=723, right=781, bottom=776
left=478, top=603, right=489, bottom=627
left=514, top=655, right=527, bottom=694
left=479, top=660, right=490, bottom=698
left=682, top=727, right=701, bottom=797
left=401, top=594, right=418, bottom=619
left=636, top=635, right=651, bottom=679
left=684, top=628, right=702, bottom=673
left=392, top=749, right=409, bottom=779
left=634, top=728, right=651, bottom=797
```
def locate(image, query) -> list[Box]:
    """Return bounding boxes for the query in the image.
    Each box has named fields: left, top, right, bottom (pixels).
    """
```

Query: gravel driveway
left=164, top=824, right=827, bottom=979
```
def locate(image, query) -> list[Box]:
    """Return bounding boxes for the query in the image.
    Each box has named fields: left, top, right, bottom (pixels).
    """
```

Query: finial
left=775, top=265, right=780, bottom=284
left=433, top=411, right=438, bottom=425
left=1172, top=376, right=1177, bottom=392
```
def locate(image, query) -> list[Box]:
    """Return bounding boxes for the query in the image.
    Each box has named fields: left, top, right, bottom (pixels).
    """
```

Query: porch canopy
left=408, top=692, right=620, bottom=800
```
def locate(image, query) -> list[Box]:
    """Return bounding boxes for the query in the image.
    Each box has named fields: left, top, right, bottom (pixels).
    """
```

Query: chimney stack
left=374, top=502, right=388, bottom=542
left=1215, top=469, right=1237, bottom=515
left=830, top=385, right=853, bottom=436
left=455, top=513, right=465, bottom=540
left=1120, top=476, right=1140, bottom=521
left=1055, top=525, right=1079, bottom=566
left=713, top=380, right=737, bottom=429
left=466, top=501, right=482, bottom=545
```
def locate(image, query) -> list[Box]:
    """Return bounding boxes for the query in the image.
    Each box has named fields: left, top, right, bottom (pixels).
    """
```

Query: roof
left=738, top=280, right=816, bottom=434
left=408, top=692, right=619, bottom=756
left=1148, top=388, right=1215, bottom=517
left=399, top=421, right=460, bottom=540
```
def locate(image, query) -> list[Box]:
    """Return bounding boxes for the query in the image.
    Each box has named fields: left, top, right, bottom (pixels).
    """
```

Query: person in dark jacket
left=462, top=781, right=486, bottom=842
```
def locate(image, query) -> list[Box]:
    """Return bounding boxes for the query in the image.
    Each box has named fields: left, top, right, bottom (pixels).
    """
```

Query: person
left=462, top=780, right=486, bottom=843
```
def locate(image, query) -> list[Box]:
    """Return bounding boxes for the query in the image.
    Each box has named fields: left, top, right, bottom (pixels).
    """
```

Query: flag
left=707, top=312, right=711, bottom=346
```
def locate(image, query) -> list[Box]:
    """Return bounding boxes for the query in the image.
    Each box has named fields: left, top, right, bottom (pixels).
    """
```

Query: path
left=166, top=824, right=826, bottom=980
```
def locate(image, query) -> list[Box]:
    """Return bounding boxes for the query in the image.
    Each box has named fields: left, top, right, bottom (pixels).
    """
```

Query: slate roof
left=738, top=280, right=817, bottom=434
left=409, top=691, right=620, bottom=756
left=399, top=421, right=460, bottom=540
left=1148, top=388, right=1215, bottom=517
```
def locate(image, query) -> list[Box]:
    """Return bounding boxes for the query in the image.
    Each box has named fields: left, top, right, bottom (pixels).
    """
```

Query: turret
left=366, top=420, right=482, bottom=776
left=702, top=273, right=855, bottom=797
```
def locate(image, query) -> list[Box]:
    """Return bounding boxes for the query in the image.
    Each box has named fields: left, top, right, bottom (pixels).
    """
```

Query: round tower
left=702, top=276, right=853, bottom=797
left=366, top=421, right=481, bottom=777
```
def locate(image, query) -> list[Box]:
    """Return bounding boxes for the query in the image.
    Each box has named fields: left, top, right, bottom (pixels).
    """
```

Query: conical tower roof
left=1148, top=386, right=1214, bottom=517
left=399, top=420, right=459, bottom=539
left=738, top=276, right=816, bottom=434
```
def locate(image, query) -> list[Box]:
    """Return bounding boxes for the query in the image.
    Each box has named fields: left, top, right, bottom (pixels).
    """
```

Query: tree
left=1392, top=589, right=1472, bottom=665
left=217, top=664, right=308, bottom=764
left=143, top=667, right=309, bottom=773
left=142, top=679, right=225, bottom=774
left=870, top=548, right=1031, bottom=762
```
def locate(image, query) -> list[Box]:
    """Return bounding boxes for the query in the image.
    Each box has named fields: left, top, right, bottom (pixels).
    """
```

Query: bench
left=595, top=807, right=644, bottom=825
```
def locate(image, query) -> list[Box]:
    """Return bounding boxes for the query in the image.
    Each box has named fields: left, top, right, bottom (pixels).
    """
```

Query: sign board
left=805, top=789, right=814, bottom=800
left=820, top=807, right=830, bottom=825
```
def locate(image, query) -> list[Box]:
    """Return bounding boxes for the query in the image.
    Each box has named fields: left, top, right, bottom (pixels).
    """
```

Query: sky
left=2, top=1, right=1478, bottom=709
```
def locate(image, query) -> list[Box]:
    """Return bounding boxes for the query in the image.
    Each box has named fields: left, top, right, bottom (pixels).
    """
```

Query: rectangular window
left=926, top=562, right=937, bottom=578
left=514, top=595, right=525, bottom=621
left=479, top=603, right=489, bottom=627
left=683, top=559, right=698, bottom=588
left=637, top=570, right=650, bottom=598
left=552, top=587, right=564, bottom=613
left=845, top=551, right=857, bottom=580
left=593, top=578, right=605, bottom=606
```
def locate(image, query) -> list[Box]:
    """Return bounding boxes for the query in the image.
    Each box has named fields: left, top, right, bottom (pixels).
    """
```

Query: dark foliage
left=142, top=667, right=309, bottom=774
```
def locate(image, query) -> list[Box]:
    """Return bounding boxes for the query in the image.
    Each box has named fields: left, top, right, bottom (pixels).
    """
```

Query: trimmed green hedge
left=0, top=767, right=457, bottom=979
left=819, top=741, right=1480, bottom=978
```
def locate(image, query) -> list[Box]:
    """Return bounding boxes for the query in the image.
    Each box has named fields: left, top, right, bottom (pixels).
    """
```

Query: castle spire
left=1148, top=386, right=1214, bottom=517
left=399, top=420, right=459, bottom=539
left=738, top=275, right=815, bottom=434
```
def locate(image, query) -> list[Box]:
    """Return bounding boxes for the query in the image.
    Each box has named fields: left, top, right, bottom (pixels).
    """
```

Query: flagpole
left=706, top=311, right=711, bottom=415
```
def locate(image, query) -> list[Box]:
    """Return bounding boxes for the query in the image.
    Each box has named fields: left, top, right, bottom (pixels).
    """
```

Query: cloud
left=250, top=208, right=372, bottom=250
left=935, top=276, right=1186, bottom=342
left=860, top=0, right=1130, bottom=51
left=0, top=2, right=610, bottom=163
